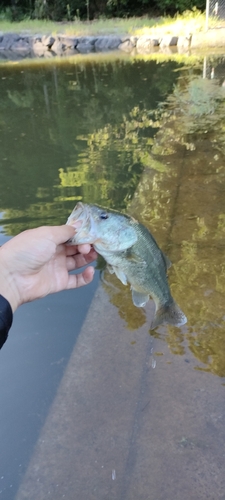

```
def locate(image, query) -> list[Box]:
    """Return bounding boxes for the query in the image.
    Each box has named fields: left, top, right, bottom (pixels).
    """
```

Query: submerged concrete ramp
left=16, top=285, right=225, bottom=500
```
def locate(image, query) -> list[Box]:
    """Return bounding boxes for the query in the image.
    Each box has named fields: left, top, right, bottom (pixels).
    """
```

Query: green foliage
left=155, top=0, right=205, bottom=15
left=0, top=0, right=205, bottom=21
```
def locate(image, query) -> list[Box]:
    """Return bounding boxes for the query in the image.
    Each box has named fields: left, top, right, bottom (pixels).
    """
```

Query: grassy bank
left=0, top=10, right=209, bottom=37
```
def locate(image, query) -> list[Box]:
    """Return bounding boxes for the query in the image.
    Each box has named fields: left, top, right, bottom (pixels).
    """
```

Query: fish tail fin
left=151, top=300, right=187, bottom=330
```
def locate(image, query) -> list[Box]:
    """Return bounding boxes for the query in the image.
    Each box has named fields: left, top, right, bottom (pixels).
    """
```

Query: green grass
left=0, top=10, right=212, bottom=37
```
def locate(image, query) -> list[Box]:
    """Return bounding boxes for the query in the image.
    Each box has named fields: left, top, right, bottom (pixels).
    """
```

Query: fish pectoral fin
left=126, top=248, right=146, bottom=265
left=111, top=266, right=128, bottom=286
left=106, top=264, right=115, bottom=275
left=131, top=289, right=149, bottom=308
left=150, top=300, right=187, bottom=330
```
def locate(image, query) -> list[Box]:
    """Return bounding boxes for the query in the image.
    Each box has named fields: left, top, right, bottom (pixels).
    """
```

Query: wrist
left=0, top=248, right=21, bottom=312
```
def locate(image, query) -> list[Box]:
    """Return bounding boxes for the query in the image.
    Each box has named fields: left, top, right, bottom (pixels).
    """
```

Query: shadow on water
left=1, top=52, right=225, bottom=499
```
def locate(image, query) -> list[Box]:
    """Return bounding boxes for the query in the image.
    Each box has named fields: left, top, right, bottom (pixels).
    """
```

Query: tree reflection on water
left=1, top=55, right=225, bottom=377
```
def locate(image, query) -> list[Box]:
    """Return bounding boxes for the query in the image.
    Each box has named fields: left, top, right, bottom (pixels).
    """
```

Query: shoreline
left=0, top=29, right=224, bottom=61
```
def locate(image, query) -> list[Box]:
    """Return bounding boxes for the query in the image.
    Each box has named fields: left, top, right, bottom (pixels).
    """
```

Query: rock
left=0, top=48, right=25, bottom=60
left=120, top=35, right=137, bottom=44
left=32, top=41, right=46, bottom=57
left=177, top=35, right=192, bottom=48
left=160, top=35, right=178, bottom=47
left=62, top=47, right=79, bottom=57
left=33, top=34, right=42, bottom=43
left=0, top=29, right=214, bottom=60
left=118, top=38, right=136, bottom=52
left=58, top=36, right=78, bottom=49
left=0, top=33, right=20, bottom=50
left=76, top=41, right=95, bottom=53
left=42, top=35, right=55, bottom=48
left=43, top=50, right=55, bottom=58
left=51, top=39, right=65, bottom=55
left=94, top=36, right=121, bottom=51
left=20, top=35, right=32, bottom=43
left=79, top=36, right=97, bottom=45
left=0, top=49, right=12, bottom=60
left=10, top=39, right=31, bottom=56
left=136, top=36, right=159, bottom=53
left=76, top=36, right=97, bottom=52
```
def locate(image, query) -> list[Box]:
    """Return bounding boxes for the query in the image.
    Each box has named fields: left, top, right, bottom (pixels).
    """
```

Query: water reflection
left=0, top=57, right=180, bottom=235
left=128, top=61, right=225, bottom=378
left=1, top=55, right=225, bottom=380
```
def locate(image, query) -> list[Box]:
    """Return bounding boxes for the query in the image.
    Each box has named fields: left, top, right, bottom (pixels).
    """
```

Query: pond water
left=0, top=53, right=225, bottom=500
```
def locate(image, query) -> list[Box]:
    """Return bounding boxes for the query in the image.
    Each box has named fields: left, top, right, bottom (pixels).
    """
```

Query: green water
left=0, top=56, right=180, bottom=235
left=1, top=53, right=225, bottom=500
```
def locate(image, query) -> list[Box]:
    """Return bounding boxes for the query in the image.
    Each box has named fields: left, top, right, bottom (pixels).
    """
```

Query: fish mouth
left=66, top=202, right=97, bottom=244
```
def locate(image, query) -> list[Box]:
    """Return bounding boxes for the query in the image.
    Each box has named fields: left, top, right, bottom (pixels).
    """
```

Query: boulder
left=136, top=36, right=159, bottom=52
left=10, top=39, right=31, bottom=56
left=32, top=41, right=46, bottom=57
left=0, top=49, right=15, bottom=60
left=42, top=35, right=55, bottom=48
left=43, top=50, right=55, bottom=58
left=0, top=33, right=20, bottom=50
left=76, top=41, right=95, bottom=53
left=59, top=36, right=78, bottom=49
left=177, top=35, right=192, bottom=48
left=51, top=39, right=65, bottom=55
left=160, top=35, right=178, bottom=47
left=62, top=47, right=79, bottom=57
left=94, top=36, right=121, bottom=51
left=118, top=38, right=136, bottom=52
left=33, top=34, right=42, bottom=43
left=76, top=36, right=97, bottom=52
left=78, top=36, right=97, bottom=45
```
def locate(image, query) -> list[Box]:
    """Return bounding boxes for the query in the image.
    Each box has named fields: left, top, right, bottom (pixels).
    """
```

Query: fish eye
left=100, top=212, right=109, bottom=220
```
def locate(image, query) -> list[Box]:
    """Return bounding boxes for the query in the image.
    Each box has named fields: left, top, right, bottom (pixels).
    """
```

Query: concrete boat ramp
left=16, top=285, right=225, bottom=500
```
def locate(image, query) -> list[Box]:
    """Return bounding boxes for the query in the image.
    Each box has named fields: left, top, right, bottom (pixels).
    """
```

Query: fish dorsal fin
left=163, top=252, right=171, bottom=269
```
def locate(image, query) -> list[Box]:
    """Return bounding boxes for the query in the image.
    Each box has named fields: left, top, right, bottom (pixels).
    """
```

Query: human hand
left=0, top=225, right=97, bottom=312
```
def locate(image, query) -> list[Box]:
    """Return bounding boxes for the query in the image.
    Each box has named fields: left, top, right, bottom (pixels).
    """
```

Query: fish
left=66, top=202, right=187, bottom=330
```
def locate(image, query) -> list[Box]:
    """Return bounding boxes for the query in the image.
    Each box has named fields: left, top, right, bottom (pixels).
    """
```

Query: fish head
left=66, top=203, right=138, bottom=252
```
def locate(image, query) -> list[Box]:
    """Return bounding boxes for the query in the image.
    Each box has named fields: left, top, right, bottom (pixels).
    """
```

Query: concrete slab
left=15, top=284, right=225, bottom=500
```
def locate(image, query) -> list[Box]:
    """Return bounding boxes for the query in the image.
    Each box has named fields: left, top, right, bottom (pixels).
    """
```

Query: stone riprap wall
left=0, top=32, right=193, bottom=61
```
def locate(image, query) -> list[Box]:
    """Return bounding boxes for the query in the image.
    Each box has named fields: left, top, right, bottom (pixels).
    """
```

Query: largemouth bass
left=67, top=203, right=187, bottom=330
